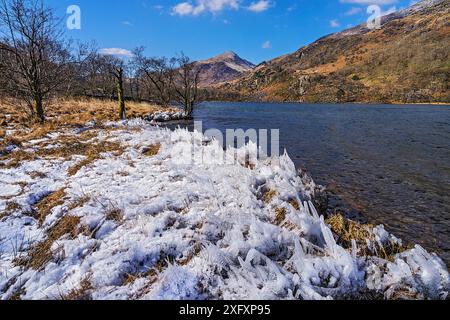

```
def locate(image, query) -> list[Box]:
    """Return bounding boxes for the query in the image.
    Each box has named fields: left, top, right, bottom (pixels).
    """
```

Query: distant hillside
left=212, top=0, right=449, bottom=104
left=194, top=51, right=255, bottom=87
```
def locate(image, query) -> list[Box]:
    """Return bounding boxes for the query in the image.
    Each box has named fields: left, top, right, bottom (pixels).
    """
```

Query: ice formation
left=0, top=119, right=448, bottom=300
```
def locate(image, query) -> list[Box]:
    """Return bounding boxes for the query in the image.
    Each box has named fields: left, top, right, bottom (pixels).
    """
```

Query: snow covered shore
left=145, top=111, right=190, bottom=123
left=0, top=120, right=448, bottom=300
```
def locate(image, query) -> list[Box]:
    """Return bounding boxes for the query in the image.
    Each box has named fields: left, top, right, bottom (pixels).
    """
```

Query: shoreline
left=201, top=99, right=450, bottom=106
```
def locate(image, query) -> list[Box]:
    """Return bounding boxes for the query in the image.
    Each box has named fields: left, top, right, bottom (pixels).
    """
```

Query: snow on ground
left=145, top=111, right=189, bottom=123
left=0, top=119, right=448, bottom=300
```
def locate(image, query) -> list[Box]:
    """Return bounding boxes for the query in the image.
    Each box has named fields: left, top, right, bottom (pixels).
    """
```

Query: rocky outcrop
left=213, top=0, right=450, bottom=104
left=194, top=51, right=255, bottom=87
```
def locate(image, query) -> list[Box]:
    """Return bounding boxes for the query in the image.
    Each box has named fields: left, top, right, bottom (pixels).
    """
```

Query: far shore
left=200, top=99, right=450, bottom=106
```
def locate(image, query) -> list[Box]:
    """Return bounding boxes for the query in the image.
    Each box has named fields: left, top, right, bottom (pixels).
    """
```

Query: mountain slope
left=213, top=0, right=449, bottom=103
left=195, top=51, right=255, bottom=87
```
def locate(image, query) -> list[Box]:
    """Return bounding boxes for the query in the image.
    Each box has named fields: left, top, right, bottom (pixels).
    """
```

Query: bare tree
left=102, top=54, right=127, bottom=120
left=0, top=0, right=73, bottom=122
left=133, top=47, right=175, bottom=107
left=173, top=52, right=200, bottom=117
left=77, top=50, right=115, bottom=99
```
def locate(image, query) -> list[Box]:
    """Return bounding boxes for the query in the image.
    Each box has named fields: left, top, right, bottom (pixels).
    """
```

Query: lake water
left=176, top=102, right=450, bottom=265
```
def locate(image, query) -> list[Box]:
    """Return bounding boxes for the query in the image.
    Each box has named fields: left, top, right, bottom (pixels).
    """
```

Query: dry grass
left=262, top=189, right=278, bottom=204
left=116, top=170, right=130, bottom=177
left=9, top=287, right=26, bottom=300
left=0, top=97, right=170, bottom=168
left=0, top=136, right=23, bottom=156
left=122, top=273, right=141, bottom=286
left=288, top=198, right=300, bottom=210
left=6, top=200, right=22, bottom=212
left=49, top=98, right=177, bottom=124
left=1, top=201, right=23, bottom=219
left=273, top=207, right=287, bottom=225
left=0, top=97, right=175, bottom=128
left=0, top=130, right=103, bottom=169
left=244, top=159, right=256, bottom=170
left=178, top=243, right=202, bottom=266
left=142, top=143, right=161, bottom=157
left=15, top=215, right=82, bottom=270
left=105, top=207, right=124, bottom=223
left=0, top=122, right=59, bottom=153
left=326, top=214, right=409, bottom=261
left=68, top=196, right=90, bottom=211
left=326, top=214, right=374, bottom=248
left=60, top=277, right=93, bottom=300
left=28, top=171, right=47, bottom=179
left=123, top=252, right=178, bottom=288
left=35, top=188, right=67, bottom=225
left=66, top=140, right=125, bottom=176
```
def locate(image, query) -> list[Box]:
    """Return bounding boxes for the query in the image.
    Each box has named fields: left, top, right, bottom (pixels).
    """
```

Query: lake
left=170, top=102, right=450, bottom=265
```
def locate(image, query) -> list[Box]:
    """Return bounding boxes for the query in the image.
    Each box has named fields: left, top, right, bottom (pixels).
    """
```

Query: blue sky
left=47, top=0, right=418, bottom=64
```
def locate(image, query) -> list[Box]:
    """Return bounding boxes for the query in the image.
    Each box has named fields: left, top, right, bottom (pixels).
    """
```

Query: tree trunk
left=116, top=70, right=126, bottom=120
left=34, top=96, right=45, bottom=122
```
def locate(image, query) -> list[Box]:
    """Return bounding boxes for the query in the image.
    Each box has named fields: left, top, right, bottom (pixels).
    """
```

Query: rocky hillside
left=213, top=0, right=449, bottom=104
left=195, top=51, right=255, bottom=87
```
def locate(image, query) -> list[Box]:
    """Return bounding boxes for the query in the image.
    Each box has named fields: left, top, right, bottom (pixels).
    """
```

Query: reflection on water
left=166, top=102, right=450, bottom=265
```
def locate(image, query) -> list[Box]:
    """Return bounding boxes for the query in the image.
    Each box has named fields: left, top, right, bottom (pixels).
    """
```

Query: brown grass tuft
left=142, top=143, right=161, bottom=157
left=326, top=214, right=374, bottom=248
left=1, top=201, right=22, bottom=220
left=274, top=207, right=287, bottom=225
left=105, top=207, right=124, bottom=223
left=288, top=198, right=300, bottom=210
left=178, top=243, right=202, bottom=266
left=122, top=273, right=140, bottom=286
left=15, top=216, right=81, bottom=270
left=9, top=287, right=26, bottom=300
left=5, top=201, right=22, bottom=213
left=262, top=189, right=278, bottom=204
left=28, top=171, right=47, bottom=179
left=326, top=214, right=410, bottom=261
left=0, top=135, right=23, bottom=153
left=68, top=196, right=90, bottom=211
left=35, top=188, right=67, bottom=225
left=0, top=131, right=101, bottom=169
left=244, top=153, right=256, bottom=170
left=60, top=277, right=93, bottom=300
left=67, top=141, right=124, bottom=176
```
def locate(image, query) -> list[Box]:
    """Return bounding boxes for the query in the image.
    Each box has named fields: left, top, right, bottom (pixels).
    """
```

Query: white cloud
left=172, top=2, right=196, bottom=16
left=171, top=0, right=274, bottom=16
left=248, top=1, right=272, bottom=13
left=99, top=48, right=134, bottom=57
left=287, top=4, right=297, bottom=12
left=344, top=7, right=362, bottom=16
left=122, top=21, right=133, bottom=27
left=172, top=0, right=239, bottom=16
left=262, top=40, right=271, bottom=49
left=330, top=19, right=340, bottom=28
left=340, top=0, right=397, bottom=4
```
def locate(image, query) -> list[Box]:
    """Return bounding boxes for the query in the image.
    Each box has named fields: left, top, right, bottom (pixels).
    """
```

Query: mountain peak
left=206, top=51, right=250, bottom=64
left=195, top=51, right=255, bottom=87
left=218, top=51, right=238, bottom=59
